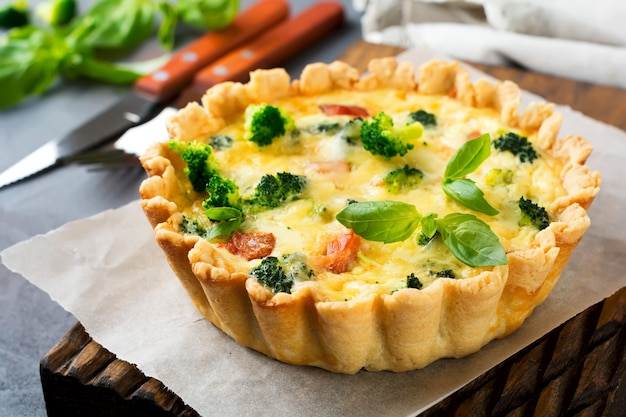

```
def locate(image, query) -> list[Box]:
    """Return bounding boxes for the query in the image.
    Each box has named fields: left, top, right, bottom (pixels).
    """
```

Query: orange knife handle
left=193, top=1, right=344, bottom=90
left=133, top=0, right=289, bottom=101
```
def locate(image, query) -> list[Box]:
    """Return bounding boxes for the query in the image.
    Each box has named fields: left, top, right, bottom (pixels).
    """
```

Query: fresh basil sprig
left=204, top=206, right=243, bottom=242
left=0, top=0, right=239, bottom=109
left=336, top=201, right=507, bottom=267
left=442, top=134, right=499, bottom=216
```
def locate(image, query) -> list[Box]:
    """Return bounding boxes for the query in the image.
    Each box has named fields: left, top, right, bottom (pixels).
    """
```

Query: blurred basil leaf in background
left=0, top=0, right=239, bottom=109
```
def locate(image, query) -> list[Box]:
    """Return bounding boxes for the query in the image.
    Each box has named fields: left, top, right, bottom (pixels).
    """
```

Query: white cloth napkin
left=357, top=0, right=626, bottom=88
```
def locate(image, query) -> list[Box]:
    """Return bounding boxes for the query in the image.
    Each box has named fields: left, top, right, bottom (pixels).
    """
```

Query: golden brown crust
left=139, top=58, right=601, bottom=374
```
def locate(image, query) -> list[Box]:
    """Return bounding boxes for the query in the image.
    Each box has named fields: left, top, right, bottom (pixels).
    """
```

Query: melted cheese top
left=180, top=88, right=566, bottom=301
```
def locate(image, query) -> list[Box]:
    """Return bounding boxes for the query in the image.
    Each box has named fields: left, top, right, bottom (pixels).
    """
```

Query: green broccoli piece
left=406, top=273, right=423, bottom=289
left=383, top=165, right=424, bottom=193
left=408, top=110, right=437, bottom=128
left=247, top=172, right=307, bottom=212
left=203, top=175, right=241, bottom=210
left=360, top=112, right=423, bottom=157
left=169, top=141, right=221, bottom=192
left=244, top=103, right=295, bottom=146
left=340, top=117, right=364, bottom=145
left=179, top=214, right=211, bottom=238
left=485, top=168, right=514, bottom=187
left=0, top=1, right=29, bottom=28
left=519, top=197, right=550, bottom=230
left=493, top=132, right=539, bottom=163
left=250, top=253, right=314, bottom=294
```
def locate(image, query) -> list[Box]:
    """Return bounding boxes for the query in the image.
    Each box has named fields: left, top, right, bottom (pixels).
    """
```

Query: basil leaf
left=444, top=133, right=491, bottom=180
left=437, top=213, right=507, bottom=267
left=420, top=213, right=438, bottom=238
left=336, top=201, right=421, bottom=243
left=206, top=218, right=241, bottom=242
left=442, top=178, right=499, bottom=215
left=176, top=0, right=239, bottom=31
left=70, top=0, right=157, bottom=51
left=0, top=27, right=65, bottom=109
left=204, top=206, right=243, bottom=242
left=205, top=206, right=243, bottom=222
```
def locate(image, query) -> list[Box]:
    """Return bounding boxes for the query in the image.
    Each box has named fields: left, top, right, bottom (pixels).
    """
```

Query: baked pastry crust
left=139, top=58, right=600, bottom=374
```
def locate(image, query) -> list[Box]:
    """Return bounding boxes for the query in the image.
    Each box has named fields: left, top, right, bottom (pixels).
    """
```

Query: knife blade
left=115, top=1, right=345, bottom=158
left=0, top=0, right=289, bottom=189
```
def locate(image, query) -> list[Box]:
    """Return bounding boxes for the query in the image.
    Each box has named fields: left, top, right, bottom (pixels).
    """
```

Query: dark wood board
left=40, top=41, right=626, bottom=417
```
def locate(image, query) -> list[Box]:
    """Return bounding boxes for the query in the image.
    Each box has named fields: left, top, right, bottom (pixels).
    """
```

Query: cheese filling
left=175, top=89, right=566, bottom=301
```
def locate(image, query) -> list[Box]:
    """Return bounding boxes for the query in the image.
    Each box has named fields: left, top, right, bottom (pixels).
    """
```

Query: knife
left=112, top=1, right=347, bottom=160
left=0, top=0, right=289, bottom=189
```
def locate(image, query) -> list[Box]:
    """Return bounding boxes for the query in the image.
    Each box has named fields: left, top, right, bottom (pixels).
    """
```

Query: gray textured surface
left=0, top=1, right=362, bottom=415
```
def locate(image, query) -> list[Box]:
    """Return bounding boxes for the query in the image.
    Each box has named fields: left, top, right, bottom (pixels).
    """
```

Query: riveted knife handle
left=193, top=1, right=345, bottom=89
left=133, top=0, right=289, bottom=101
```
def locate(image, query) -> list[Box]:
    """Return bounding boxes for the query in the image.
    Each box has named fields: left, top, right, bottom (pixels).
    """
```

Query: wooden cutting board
left=40, top=41, right=626, bottom=417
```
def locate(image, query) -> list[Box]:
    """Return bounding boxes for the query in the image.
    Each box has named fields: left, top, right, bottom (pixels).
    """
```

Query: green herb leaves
left=442, top=178, right=498, bottom=215
left=444, top=133, right=491, bottom=179
left=176, top=0, right=240, bottom=31
left=204, top=206, right=243, bottom=242
left=442, top=134, right=498, bottom=215
left=0, top=27, right=67, bottom=110
left=436, top=213, right=507, bottom=267
left=336, top=201, right=507, bottom=267
left=0, top=0, right=239, bottom=109
left=336, top=201, right=421, bottom=244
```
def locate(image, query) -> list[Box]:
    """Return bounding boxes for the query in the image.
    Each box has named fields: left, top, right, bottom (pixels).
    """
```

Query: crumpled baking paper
left=3, top=49, right=626, bottom=417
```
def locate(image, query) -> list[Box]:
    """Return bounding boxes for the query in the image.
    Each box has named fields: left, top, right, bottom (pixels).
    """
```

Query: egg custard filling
left=139, top=58, right=600, bottom=373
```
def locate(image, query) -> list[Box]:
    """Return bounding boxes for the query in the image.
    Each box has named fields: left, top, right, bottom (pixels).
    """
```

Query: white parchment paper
left=3, top=50, right=626, bottom=417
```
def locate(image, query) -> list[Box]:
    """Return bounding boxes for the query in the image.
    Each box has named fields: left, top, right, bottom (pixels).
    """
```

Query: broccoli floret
left=519, top=197, right=550, bottom=230
left=360, top=112, right=423, bottom=157
left=247, top=172, right=307, bottom=212
left=209, top=134, right=233, bottom=150
left=203, top=175, right=241, bottom=210
left=408, top=110, right=437, bottom=128
left=179, top=215, right=210, bottom=238
left=169, top=141, right=221, bottom=192
left=383, top=165, right=424, bottom=193
left=484, top=168, right=514, bottom=187
left=250, top=253, right=314, bottom=294
left=493, top=132, right=539, bottom=163
left=244, top=103, right=295, bottom=146
left=340, top=117, right=364, bottom=145
left=406, top=273, right=423, bottom=289
left=0, top=1, right=29, bottom=28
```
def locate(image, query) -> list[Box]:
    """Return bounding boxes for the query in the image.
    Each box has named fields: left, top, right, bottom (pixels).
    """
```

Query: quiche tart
left=139, top=58, right=600, bottom=374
